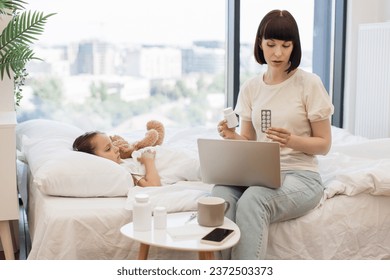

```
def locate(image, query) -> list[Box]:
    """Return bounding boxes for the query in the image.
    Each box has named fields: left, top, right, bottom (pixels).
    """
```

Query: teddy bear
left=110, top=120, right=165, bottom=159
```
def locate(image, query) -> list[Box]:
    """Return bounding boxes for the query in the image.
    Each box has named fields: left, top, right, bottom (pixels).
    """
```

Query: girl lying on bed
left=73, top=131, right=162, bottom=187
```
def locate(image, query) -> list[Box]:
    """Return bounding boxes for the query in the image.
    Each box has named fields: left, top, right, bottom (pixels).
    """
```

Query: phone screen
left=201, top=228, right=234, bottom=242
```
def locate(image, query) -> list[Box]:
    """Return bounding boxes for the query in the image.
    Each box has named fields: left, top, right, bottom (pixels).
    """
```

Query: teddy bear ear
left=146, top=120, right=165, bottom=146
left=134, top=130, right=159, bottom=150
left=115, top=142, right=135, bottom=159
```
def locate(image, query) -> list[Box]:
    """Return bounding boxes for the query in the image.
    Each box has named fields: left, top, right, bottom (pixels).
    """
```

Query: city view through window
left=18, top=0, right=313, bottom=133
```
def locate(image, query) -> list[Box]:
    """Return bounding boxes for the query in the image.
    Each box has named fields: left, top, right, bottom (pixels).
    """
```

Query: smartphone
left=200, top=228, right=234, bottom=245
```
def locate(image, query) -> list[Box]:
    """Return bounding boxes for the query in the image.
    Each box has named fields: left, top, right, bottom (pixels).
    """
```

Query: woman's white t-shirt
left=234, top=68, right=334, bottom=172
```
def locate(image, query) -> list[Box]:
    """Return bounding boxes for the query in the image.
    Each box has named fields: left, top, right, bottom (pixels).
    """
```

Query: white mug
left=197, top=196, right=230, bottom=227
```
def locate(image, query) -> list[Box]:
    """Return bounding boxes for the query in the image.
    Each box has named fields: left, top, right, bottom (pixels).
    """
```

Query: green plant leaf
left=0, top=0, right=26, bottom=14
left=0, top=44, right=35, bottom=78
left=0, top=9, right=56, bottom=79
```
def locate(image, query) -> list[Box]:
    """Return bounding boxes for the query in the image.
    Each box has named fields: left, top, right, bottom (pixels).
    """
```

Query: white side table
left=121, top=212, right=240, bottom=260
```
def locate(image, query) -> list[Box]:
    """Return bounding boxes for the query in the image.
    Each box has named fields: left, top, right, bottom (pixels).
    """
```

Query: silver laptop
left=197, top=138, right=281, bottom=188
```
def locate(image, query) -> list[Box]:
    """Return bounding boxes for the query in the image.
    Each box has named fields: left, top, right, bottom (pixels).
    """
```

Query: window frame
left=330, top=0, right=347, bottom=127
left=226, top=0, right=240, bottom=109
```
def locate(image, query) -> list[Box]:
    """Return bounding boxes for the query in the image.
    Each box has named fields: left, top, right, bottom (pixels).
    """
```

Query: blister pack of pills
left=261, top=109, right=271, bottom=132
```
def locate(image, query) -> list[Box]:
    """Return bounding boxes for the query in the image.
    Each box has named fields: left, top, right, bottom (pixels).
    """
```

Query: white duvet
left=125, top=145, right=202, bottom=185
left=319, top=138, right=390, bottom=203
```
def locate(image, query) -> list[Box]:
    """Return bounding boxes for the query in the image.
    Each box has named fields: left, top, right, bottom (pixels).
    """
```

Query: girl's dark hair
left=72, top=131, right=103, bottom=155
left=254, top=9, right=302, bottom=73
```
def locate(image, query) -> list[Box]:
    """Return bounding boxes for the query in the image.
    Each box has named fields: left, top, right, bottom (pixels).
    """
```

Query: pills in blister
left=261, top=110, right=271, bottom=132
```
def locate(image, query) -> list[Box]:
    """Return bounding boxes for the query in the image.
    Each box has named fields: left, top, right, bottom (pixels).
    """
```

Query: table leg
left=0, top=220, right=15, bottom=260
left=138, top=243, right=150, bottom=260
left=198, top=251, right=215, bottom=260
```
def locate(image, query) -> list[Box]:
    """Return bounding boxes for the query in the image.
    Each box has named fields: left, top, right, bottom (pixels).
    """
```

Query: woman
left=73, top=131, right=161, bottom=187
left=214, top=10, right=334, bottom=259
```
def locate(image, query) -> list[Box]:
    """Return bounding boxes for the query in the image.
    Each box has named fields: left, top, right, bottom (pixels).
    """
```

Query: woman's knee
left=212, top=185, right=229, bottom=199
left=236, top=187, right=271, bottom=215
left=212, top=185, right=242, bottom=202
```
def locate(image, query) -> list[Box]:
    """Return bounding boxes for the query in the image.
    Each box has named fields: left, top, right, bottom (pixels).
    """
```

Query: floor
left=0, top=199, right=31, bottom=260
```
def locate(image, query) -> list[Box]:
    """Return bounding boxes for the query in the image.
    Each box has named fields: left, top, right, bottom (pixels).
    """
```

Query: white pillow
left=20, top=121, right=132, bottom=197
left=33, top=151, right=133, bottom=197
left=22, top=137, right=71, bottom=174
left=16, top=119, right=83, bottom=150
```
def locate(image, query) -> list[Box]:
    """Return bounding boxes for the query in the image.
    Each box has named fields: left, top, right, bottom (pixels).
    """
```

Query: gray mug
left=197, top=196, right=230, bottom=227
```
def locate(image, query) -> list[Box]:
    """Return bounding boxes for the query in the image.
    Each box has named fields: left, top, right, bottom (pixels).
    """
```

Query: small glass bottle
left=153, top=206, right=167, bottom=230
left=133, top=194, right=152, bottom=231
left=223, top=107, right=239, bottom=128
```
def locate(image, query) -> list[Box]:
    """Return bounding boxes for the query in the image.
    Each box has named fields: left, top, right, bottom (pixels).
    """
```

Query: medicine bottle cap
left=154, top=206, right=167, bottom=215
left=135, top=193, right=149, bottom=203
left=223, top=107, right=234, bottom=115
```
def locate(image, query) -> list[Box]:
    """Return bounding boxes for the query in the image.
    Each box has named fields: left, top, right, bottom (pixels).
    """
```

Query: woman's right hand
left=217, top=119, right=236, bottom=139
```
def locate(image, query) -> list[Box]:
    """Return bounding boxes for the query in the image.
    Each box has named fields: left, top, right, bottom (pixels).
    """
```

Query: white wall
left=343, top=0, right=390, bottom=133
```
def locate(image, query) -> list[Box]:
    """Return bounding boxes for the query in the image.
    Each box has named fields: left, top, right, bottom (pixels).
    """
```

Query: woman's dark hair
left=72, top=131, right=103, bottom=155
left=254, top=9, right=301, bottom=73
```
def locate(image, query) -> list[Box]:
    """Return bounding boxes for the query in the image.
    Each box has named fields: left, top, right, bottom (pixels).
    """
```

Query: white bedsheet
left=267, top=193, right=390, bottom=260
left=27, top=184, right=132, bottom=259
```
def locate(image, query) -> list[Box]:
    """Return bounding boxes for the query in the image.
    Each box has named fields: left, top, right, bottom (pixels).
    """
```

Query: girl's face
left=261, top=38, right=293, bottom=71
left=92, top=133, right=121, bottom=164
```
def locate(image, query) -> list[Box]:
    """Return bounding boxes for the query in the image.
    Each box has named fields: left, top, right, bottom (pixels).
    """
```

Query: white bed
left=16, top=119, right=390, bottom=260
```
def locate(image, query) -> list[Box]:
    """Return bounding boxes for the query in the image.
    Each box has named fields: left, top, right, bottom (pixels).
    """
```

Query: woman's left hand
left=266, top=127, right=291, bottom=147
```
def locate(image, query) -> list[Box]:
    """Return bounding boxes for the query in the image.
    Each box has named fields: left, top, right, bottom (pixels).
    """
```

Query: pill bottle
left=153, top=206, right=167, bottom=230
left=133, top=194, right=152, bottom=231
left=223, top=107, right=238, bottom=128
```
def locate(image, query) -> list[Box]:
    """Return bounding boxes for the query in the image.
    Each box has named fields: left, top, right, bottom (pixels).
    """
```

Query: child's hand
left=137, top=149, right=156, bottom=164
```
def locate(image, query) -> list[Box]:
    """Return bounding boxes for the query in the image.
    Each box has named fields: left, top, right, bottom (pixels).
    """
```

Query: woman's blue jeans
left=212, top=170, right=324, bottom=260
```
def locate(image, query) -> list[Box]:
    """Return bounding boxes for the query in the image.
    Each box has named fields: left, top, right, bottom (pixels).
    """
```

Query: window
left=20, top=0, right=226, bottom=132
